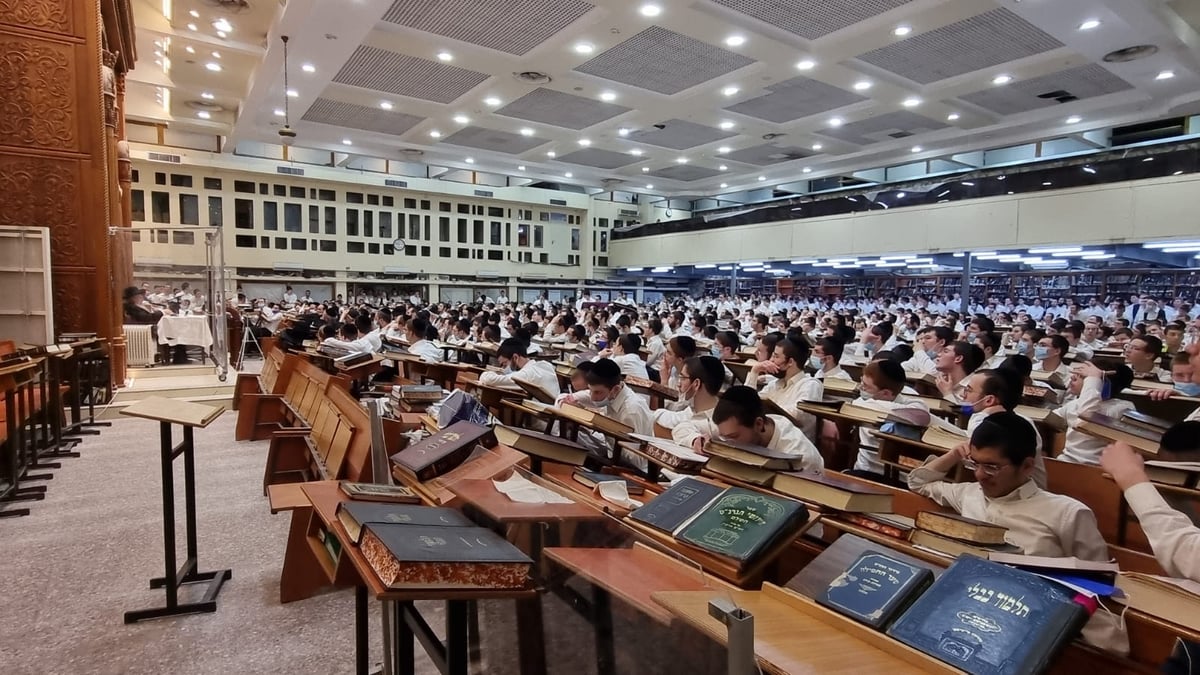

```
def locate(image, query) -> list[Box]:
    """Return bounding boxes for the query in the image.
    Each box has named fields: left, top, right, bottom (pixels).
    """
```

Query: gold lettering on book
left=966, top=583, right=1029, bottom=617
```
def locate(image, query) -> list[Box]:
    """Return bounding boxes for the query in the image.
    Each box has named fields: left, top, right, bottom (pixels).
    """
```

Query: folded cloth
left=492, top=473, right=573, bottom=504
left=596, top=480, right=643, bottom=509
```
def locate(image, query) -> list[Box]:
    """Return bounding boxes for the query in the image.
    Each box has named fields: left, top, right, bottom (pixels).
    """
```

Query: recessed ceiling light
left=546, top=151, right=556, bottom=157
left=717, top=146, right=730, bottom=154
left=185, top=45, right=195, bottom=54
left=519, top=127, right=534, bottom=136
left=197, top=111, right=211, bottom=119
left=211, top=51, right=222, bottom=59
left=573, top=42, right=594, bottom=54
left=301, top=63, right=315, bottom=73
left=599, top=91, right=617, bottom=102
left=630, top=149, right=643, bottom=156
left=1078, top=19, right=1101, bottom=31
left=216, top=30, right=227, bottom=38
left=642, top=167, right=650, bottom=172
left=828, top=117, right=843, bottom=127
left=187, top=22, right=197, bottom=31
left=453, top=114, right=469, bottom=124
left=676, top=157, right=688, bottom=164
left=893, top=25, right=912, bottom=36
left=1065, top=115, right=1082, bottom=124
left=721, top=85, right=739, bottom=97
left=757, top=176, right=766, bottom=181
left=273, top=109, right=285, bottom=117
left=795, top=59, right=816, bottom=71
left=564, top=172, right=573, bottom=177
left=429, top=130, right=442, bottom=138
left=1156, top=70, right=1176, bottom=80
left=618, top=127, right=630, bottom=136
left=902, top=97, right=921, bottom=107
left=811, top=143, right=822, bottom=150
left=802, top=167, right=812, bottom=173
left=518, top=165, right=526, bottom=171
left=911, top=145, right=923, bottom=152
left=724, top=35, right=746, bottom=47
left=465, top=157, right=475, bottom=164
left=645, top=184, right=653, bottom=189
left=188, top=9, right=199, bottom=18
left=718, top=121, right=735, bottom=130
left=578, top=138, right=591, bottom=146
left=992, top=74, right=1013, bottom=85
left=201, top=92, right=214, bottom=100
left=852, top=80, right=872, bottom=91
left=286, top=88, right=297, bottom=97
left=436, top=51, right=453, bottom=62
left=342, top=139, right=352, bottom=145
left=947, top=112, right=960, bottom=121
left=380, top=101, right=393, bottom=110
left=205, top=62, right=221, bottom=72
left=212, top=18, right=232, bottom=32
left=718, top=164, right=728, bottom=170
left=720, top=183, right=728, bottom=188
left=639, top=4, right=662, bottom=17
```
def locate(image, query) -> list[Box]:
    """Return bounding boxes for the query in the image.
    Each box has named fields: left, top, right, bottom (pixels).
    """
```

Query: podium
left=120, top=397, right=231, bottom=623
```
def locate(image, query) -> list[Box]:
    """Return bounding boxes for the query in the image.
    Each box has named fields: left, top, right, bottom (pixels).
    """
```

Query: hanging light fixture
left=277, top=35, right=297, bottom=146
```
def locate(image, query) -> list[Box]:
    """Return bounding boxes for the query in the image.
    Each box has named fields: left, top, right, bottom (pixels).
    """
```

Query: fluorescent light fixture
left=796, top=59, right=816, bottom=70
left=1028, top=246, right=1080, bottom=254
left=436, top=51, right=453, bottom=61
left=517, top=165, right=525, bottom=171
left=484, top=97, right=501, bottom=106
left=906, top=263, right=937, bottom=269
left=273, top=109, right=285, bottom=117
left=911, top=146, right=922, bottom=153
left=1161, top=245, right=1200, bottom=253
left=718, top=121, right=735, bottom=130
left=519, top=127, right=533, bottom=136
left=719, top=164, right=728, bottom=170
left=600, top=91, right=617, bottom=102
left=1030, top=260, right=1069, bottom=267
left=833, top=263, right=861, bottom=269
left=1082, top=253, right=1115, bottom=260
left=721, top=86, right=740, bottom=97
left=717, top=146, right=730, bottom=154
left=718, top=265, right=733, bottom=271
left=626, top=267, right=643, bottom=272
left=651, top=266, right=672, bottom=272
left=630, top=149, right=643, bottom=156
left=676, top=157, right=688, bottom=164
left=205, top=62, right=221, bottom=71
left=641, top=167, right=649, bottom=172
left=1051, top=251, right=1094, bottom=257
left=301, top=63, right=315, bottom=73
left=695, top=264, right=717, bottom=269
left=757, top=175, right=766, bottom=181
left=801, top=167, right=812, bottom=173
left=341, top=138, right=352, bottom=145
left=201, top=91, right=214, bottom=100
left=828, top=117, right=844, bottom=127
left=618, top=127, right=630, bottom=136
left=827, top=258, right=856, bottom=263
left=719, top=183, right=728, bottom=189
left=877, top=261, right=906, bottom=268
left=1082, top=166, right=1096, bottom=174
left=881, top=255, right=913, bottom=260
left=453, top=114, right=469, bottom=124
left=947, top=113, right=960, bottom=121
left=286, top=88, right=298, bottom=97
left=465, top=157, right=475, bottom=164
left=852, top=80, right=872, bottom=91
left=902, top=97, right=921, bottom=107
left=644, top=183, right=652, bottom=189
left=185, top=45, right=195, bottom=54
left=196, top=111, right=211, bottom=119
left=563, top=171, right=572, bottom=177
left=739, top=261, right=762, bottom=267
left=639, top=3, right=661, bottom=17
left=187, top=22, right=197, bottom=30
left=1066, top=115, right=1082, bottom=124
left=1142, top=240, right=1200, bottom=248
left=573, top=42, right=594, bottom=54
left=811, top=143, right=823, bottom=150
left=212, top=18, right=232, bottom=32
left=992, top=74, right=1012, bottom=85
left=790, top=259, right=819, bottom=265
left=952, top=252, right=965, bottom=257
left=811, top=262, right=837, bottom=267
left=429, top=130, right=442, bottom=138
left=380, top=101, right=393, bottom=110
left=578, top=138, right=591, bottom=146
left=1156, top=70, right=1175, bottom=80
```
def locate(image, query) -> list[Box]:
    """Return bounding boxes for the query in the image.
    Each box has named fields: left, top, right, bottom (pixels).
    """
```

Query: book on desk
left=557, top=403, right=634, bottom=437
left=359, top=522, right=533, bottom=590
left=1076, top=411, right=1162, bottom=454
left=493, top=424, right=589, bottom=467
left=628, top=434, right=708, bottom=472
left=1115, top=573, right=1200, bottom=633
left=390, top=421, right=497, bottom=482
left=336, top=501, right=472, bottom=544
left=772, top=470, right=895, bottom=512
left=818, top=550, right=934, bottom=629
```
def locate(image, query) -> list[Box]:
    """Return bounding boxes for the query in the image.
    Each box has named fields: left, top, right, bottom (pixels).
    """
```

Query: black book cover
left=572, top=470, right=645, bottom=495
left=628, top=477, right=724, bottom=535
left=336, top=502, right=472, bottom=543
left=817, top=550, right=935, bottom=629
left=389, top=420, right=497, bottom=481
left=887, top=555, right=1088, bottom=675
left=363, top=523, right=533, bottom=565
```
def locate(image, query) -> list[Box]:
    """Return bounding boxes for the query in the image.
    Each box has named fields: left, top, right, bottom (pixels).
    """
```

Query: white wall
left=609, top=173, right=1200, bottom=266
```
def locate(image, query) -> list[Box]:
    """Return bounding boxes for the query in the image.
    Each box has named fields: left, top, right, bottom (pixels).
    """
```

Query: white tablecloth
left=157, top=315, right=213, bottom=348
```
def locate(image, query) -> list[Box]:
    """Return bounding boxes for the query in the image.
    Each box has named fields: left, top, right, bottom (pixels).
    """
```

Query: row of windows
left=228, top=234, right=572, bottom=263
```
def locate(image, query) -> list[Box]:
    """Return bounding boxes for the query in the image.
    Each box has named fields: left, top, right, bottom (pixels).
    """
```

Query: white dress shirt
left=764, top=414, right=824, bottom=473
left=1124, top=482, right=1200, bottom=580
left=759, top=370, right=823, bottom=440
left=408, top=339, right=443, bottom=363
left=853, top=394, right=930, bottom=473
left=608, top=352, right=649, bottom=379
left=478, top=360, right=561, bottom=396
left=1055, top=377, right=1134, bottom=466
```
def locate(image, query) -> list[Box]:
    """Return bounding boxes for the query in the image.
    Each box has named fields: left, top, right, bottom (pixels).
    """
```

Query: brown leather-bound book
left=558, top=403, right=634, bottom=437
left=1076, top=411, right=1161, bottom=454
left=359, top=522, right=532, bottom=589
left=841, top=513, right=915, bottom=539
left=915, top=511, right=1008, bottom=545
left=624, top=375, right=680, bottom=401
left=771, top=471, right=893, bottom=512
left=705, top=456, right=777, bottom=486
left=390, top=421, right=498, bottom=481
left=704, top=438, right=805, bottom=471
left=909, top=530, right=1019, bottom=559
left=493, top=425, right=589, bottom=466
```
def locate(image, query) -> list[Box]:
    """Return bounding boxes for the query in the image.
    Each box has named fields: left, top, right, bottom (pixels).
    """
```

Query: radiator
left=124, top=325, right=156, bottom=366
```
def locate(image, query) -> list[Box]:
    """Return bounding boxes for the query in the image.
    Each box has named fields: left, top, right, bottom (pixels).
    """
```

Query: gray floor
left=0, top=412, right=725, bottom=675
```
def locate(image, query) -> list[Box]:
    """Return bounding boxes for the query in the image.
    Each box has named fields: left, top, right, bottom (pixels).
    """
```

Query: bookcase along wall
left=0, top=227, right=55, bottom=345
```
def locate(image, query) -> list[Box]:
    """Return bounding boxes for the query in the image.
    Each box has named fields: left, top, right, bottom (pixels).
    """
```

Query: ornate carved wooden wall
left=0, top=0, right=135, bottom=385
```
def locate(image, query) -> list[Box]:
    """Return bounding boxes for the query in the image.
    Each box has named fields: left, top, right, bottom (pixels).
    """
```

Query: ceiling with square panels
left=130, top=0, right=1200, bottom=197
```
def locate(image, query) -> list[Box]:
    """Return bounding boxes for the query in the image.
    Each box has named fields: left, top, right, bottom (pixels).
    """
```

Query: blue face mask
left=925, top=349, right=938, bottom=360
left=809, top=355, right=822, bottom=370
left=1033, top=345, right=1050, bottom=361
left=1017, top=339, right=1031, bottom=354
left=1175, top=381, right=1200, bottom=397
left=959, top=402, right=974, bottom=416
left=864, top=341, right=878, bottom=354
left=966, top=332, right=977, bottom=344
left=711, top=345, right=722, bottom=358
left=859, top=390, right=874, bottom=401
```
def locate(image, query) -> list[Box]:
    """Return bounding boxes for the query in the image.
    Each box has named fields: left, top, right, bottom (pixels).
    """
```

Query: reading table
left=120, top=397, right=231, bottom=623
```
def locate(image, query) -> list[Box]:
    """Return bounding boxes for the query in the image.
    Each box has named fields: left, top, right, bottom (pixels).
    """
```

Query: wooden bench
left=235, top=353, right=350, bottom=441
left=262, top=382, right=371, bottom=491
left=1043, top=457, right=1151, bottom=552
left=232, top=338, right=282, bottom=409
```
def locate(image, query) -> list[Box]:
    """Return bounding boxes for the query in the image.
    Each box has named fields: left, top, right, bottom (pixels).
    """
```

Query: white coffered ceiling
left=128, top=0, right=1200, bottom=197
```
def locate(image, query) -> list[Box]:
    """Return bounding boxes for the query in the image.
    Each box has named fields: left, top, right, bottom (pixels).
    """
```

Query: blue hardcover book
left=886, top=556, right=1088, bottom=675
left=818, top=550, right=935, bottom=629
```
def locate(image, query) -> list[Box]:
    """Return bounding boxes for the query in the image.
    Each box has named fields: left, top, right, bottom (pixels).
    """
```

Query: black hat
left=122, top=286, right=144, bottom=301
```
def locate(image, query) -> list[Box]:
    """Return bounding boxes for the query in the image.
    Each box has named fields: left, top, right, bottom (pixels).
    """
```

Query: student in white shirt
left=1050, top=363, right=1135, bottom=466
left=934, top=341, right=985, bottom=404
left=562, top=358, right=654, bottom=466
left=596, top=333, right=649, bottom=379
left=712, top=385, right=824, bottom=473
left=901, top=326, right=953, bottom=375
left=812, top=337, right=854, bottom=382
left=959, top=367, right=1046, bottom=488
left=322, top=322, right=374, bottom=354
left=757, top=337, right=823, bottom=440
left=282, top=286, right=298, bottom=308
left=1032, top=334, right=1072, bottom=381
left=850, top=359, right=930, bottom=476
left=660, top=335, right=699, bottom=407
left=406, top=317, right=443, bottom=363
left=908, top=412, right=1127, bottom=654
left=743, top=332, right=783, bottom=386
left=478, top=338, right=561, bottom=396
left=643, top=318, right=666, bottom=378
left=1125, top=335, right=1172, bottom=383
left=655, top=356, right=724, bottom=450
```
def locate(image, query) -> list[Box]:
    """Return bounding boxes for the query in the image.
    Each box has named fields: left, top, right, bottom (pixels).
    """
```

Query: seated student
left=643, top=318, right=666, bottom=381
left=1012, top=327, right=1043, bottom=360
left=812, top=337, right=854, bottom=382
left=655, top=356, right=725, bottom=449
left=756, top=337, right=824, bottom=440
left=406, top=317, right=443, bottom=363
left=661, top=335, right=697, bottom=394
left=555, top=361, right=594, bottom=405
left=848, top=359, right=930, bottom=478
left=908, top=412, right=1127, bottom=654
left=1032, top=334, right=1072, bottom=382
left=1125, top=335, right=1172, bottom=383
left=598, top=333, right=649, bottom=379
left=562, top=358, right=655, bottom=466
left=478, top=338, right=561, bottom=396
left=712, top=386, right=824, bottom=472
left=901, top=326, right=953, bottom=375
left=1147, top=351, right=1200, bottom=403
left=1056, top=363, right=1135, bottom=465
left=712, top=330, right=740, bottom=361
left=934, top=341, right=985, bottom=403
left=322, top=321, right=374, bottom=354
left=743, top=332, right=782, bottom=386
left=1102, top=442, right=1200, bottom=579
left=958, top=367, right=1047, bottom=488
left=1061, top=323, right=1093, bottom=362
left=1164, top=321, right=1187, bottom=358
left=976, top=332, right=1006, bottom=370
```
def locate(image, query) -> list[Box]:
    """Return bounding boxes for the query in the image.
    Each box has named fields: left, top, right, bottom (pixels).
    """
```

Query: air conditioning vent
left=888, top=131, right=913, bottom=139
left=514, top=71, right=552, bottom=84
left=147, top=152, right=182, bottom=163
left=1111, top=117, right=1186, bottom=146
left=385, top=179, right=408, bottom=188
left=474, top=189, right=494, bottom=197
left=277, top=166, right=304, bottom=176
left=619, top=209, right=639, bottom=217
left=549, top=199, right=567, bottom=206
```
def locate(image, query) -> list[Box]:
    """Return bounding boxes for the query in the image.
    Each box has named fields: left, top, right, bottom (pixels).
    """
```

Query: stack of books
left=1075, top=411, right=1163, bottom=454
left=1115, top=572, right=1200, bottom=633
left=702, top=438, right=808, bottom=486
left=389, top=421, right=497, bottom=482
left=390, top=384, right=444, bottom=413
left=908, top=511, right=1019, bottom=559
left=628, top=434, right=709, bottom=473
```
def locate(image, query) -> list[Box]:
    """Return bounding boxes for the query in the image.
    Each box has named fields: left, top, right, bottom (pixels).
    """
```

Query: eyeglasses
left=962, top=458, right=1007, bottom=476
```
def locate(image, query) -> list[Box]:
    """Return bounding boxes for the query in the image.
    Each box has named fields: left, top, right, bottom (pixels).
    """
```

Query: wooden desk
left=120, top=397, right=231, bottom=623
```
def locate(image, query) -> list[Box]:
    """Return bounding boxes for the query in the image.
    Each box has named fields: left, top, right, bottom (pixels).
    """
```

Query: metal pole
left=960, top=253, right=972, bottom=316
left=729, top=266, right=738, bottom=298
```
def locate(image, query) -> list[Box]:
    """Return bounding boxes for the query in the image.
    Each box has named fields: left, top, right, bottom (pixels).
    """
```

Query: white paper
left=492, top=473, right=573, bottom=504
left=595, top=480, right=644, bottom=509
